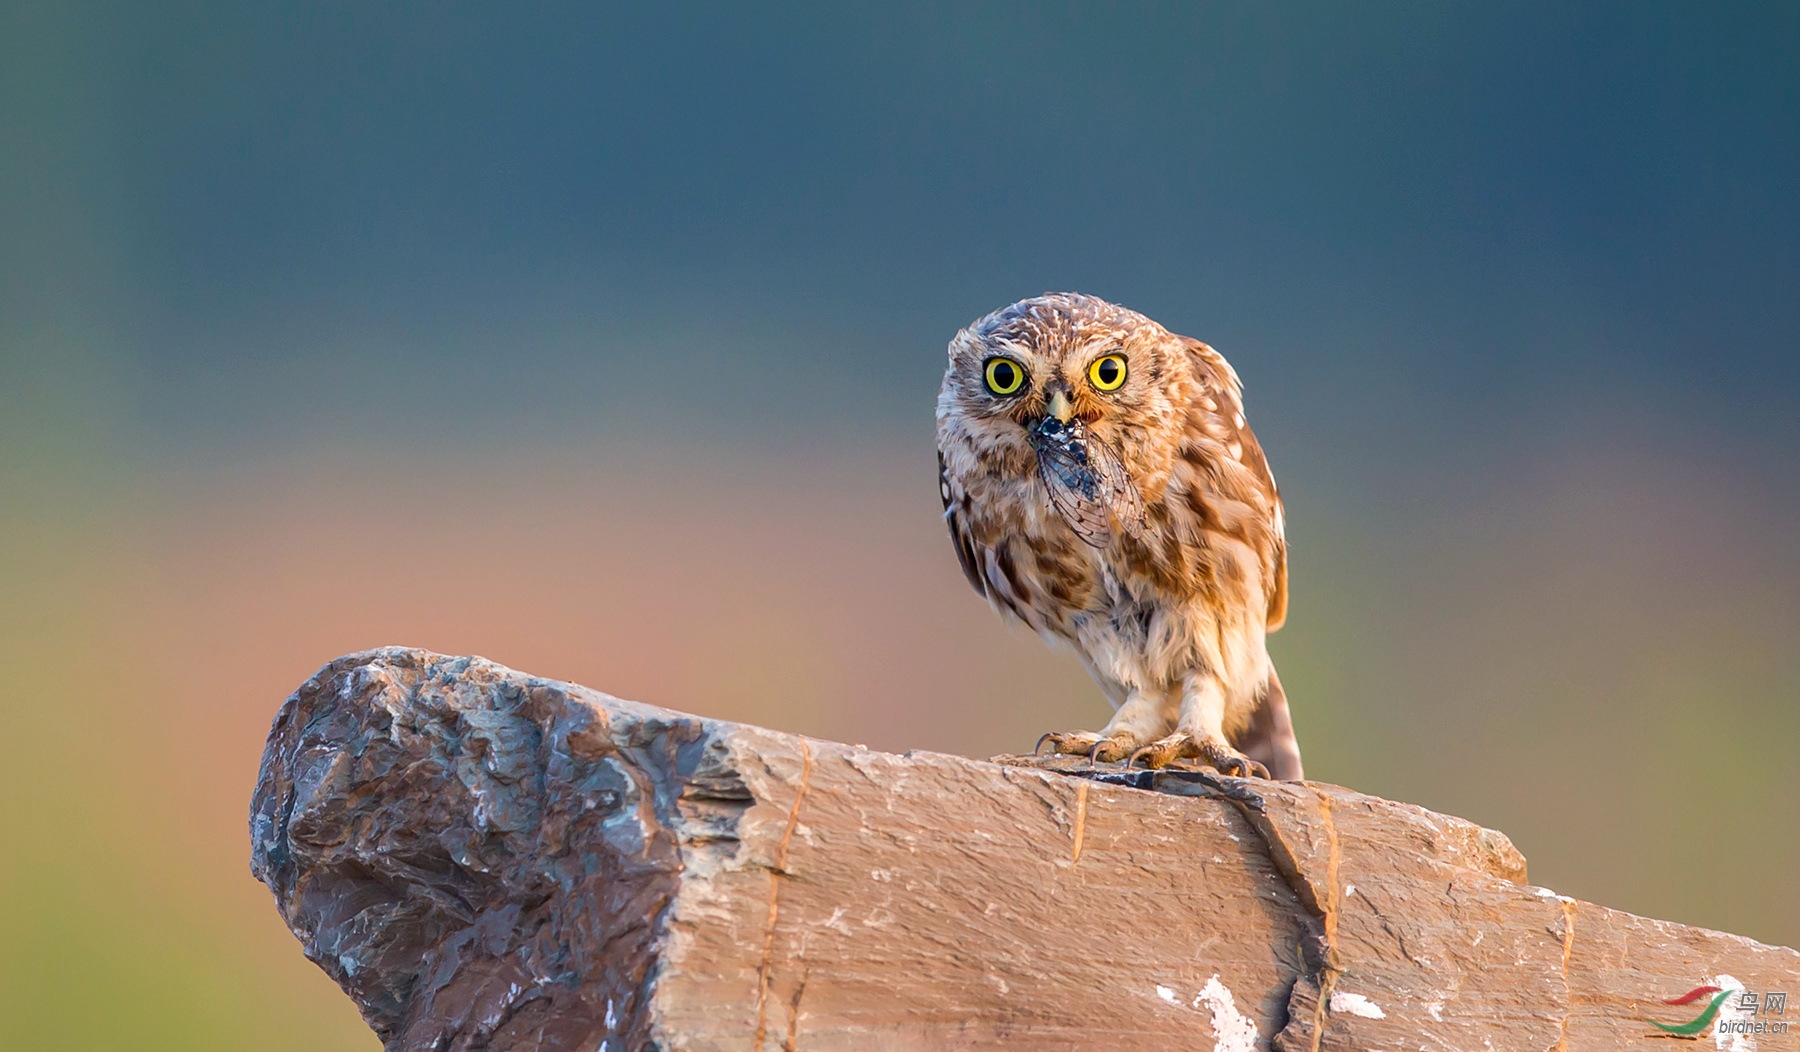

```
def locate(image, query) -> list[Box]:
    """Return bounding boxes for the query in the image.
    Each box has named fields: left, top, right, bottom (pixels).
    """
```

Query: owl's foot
left=1035, top=730, right=1137, bottom=764
left=1129, top=733, right=1270, bottom=778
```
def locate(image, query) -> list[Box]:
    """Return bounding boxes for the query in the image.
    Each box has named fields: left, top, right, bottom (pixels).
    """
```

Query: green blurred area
left=0, top=385, right=377, bottom=1050
left=0, top=621, right=373, bottom=1048
left=1274, top=474, right=1800, bottom=945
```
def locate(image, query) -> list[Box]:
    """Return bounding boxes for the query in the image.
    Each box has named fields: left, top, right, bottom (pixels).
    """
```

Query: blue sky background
left=11, top=3, right=1797, bottom=461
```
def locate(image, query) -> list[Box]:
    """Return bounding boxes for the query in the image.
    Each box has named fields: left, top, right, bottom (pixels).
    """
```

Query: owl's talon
left=1035, top=730, right=1136, bottom=764
left=1129, top=734, right=1197, bottom=769
left=1035, top=730, right=1099, bottom=757
left=1193, top=738, right=1270, bottom=779
left=1125, top=734, right=1270, bottom=777
left=1214, top=756, right=1270, bottom=779
left=1089, top=736, right=1134, bottom=763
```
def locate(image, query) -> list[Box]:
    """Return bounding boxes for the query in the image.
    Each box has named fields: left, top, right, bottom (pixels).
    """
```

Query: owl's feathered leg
left=1236, top=669, right=1304, bottom=781
left=1130, top=673, right=1270, bottom=778
left=1036, top=687, right=1174, bottom=763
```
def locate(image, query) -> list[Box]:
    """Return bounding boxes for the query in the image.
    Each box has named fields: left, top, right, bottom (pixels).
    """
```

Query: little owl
left=936, top=292, right=1302, bottom=779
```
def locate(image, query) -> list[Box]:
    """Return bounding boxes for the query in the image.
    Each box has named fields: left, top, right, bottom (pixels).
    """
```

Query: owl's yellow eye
left=984, top=357, right=1026, bottom=395
left=1088, top=354, right=1127, bottom=391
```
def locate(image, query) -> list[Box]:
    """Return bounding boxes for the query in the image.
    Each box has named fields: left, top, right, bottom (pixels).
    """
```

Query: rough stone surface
left=251, top=648, right=1799, bottom=1050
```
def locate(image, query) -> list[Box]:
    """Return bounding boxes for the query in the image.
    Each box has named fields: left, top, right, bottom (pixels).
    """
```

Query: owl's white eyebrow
left=986, top=340, right=1036, bottom=360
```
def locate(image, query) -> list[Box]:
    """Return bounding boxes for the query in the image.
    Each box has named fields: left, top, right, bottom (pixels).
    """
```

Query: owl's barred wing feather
left=1228, top=421, right=1288, bottom=631
left=1265, top=529, right=1289, bottom=631
left=1182, top=337, right=1289, bottom=630
left=937, top=451, right=988, bottom=597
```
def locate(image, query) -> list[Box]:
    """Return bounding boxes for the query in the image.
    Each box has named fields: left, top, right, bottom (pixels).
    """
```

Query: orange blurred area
left=1, top=441, right=1102, bottom=1050
left=116, top=443, right=1101, bottom=757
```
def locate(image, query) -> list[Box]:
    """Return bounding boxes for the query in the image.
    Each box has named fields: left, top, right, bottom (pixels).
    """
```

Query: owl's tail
left=1237, top=669, right=1304, bottom=781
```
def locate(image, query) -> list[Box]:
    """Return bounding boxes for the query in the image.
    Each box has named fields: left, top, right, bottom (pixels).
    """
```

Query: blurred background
left=3, top=2, right=1797, bottom=1047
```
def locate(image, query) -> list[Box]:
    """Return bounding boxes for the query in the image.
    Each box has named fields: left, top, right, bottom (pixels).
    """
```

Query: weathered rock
left=251, top=648, right=1799, bottom=1050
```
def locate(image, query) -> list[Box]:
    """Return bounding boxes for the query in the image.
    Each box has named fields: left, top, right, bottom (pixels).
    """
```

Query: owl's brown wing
left=1182, top=338, right=1289, bottom=631
left=1265, top=509, right=1289, bottom=632
left=938, top=450, right=988, bottom=598
left=1233, top=422, right=1288, bottom=631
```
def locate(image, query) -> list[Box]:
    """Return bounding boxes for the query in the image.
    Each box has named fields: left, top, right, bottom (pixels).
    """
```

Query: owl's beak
left=1045, top=389, right=1075, bottom=424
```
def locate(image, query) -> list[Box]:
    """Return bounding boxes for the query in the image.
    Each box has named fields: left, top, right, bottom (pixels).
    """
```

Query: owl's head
left=937, top=292, right=1195, bottom=542
left=936, top=288, right=1188, bottom=468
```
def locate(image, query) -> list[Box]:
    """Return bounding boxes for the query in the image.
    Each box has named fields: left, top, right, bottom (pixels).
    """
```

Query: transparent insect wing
left=1087, top=435, right=1146, bottom=537
left=1033, top=429, right=1145, bottom=547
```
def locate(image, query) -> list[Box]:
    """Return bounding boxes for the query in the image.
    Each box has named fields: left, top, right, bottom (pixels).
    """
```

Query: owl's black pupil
left=1099, top=360, right=1119, bottom=384
left=994, top=362, right=1016, bottom=388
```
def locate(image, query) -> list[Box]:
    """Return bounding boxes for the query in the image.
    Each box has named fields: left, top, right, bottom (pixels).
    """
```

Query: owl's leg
left=1036, top=687, right=1173, bottom=763
left=1130, top=672, right=1270, bottom=778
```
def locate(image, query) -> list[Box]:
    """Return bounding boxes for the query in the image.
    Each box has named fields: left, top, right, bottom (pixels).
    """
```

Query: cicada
left=1026, top=416, right=1146, bottom=547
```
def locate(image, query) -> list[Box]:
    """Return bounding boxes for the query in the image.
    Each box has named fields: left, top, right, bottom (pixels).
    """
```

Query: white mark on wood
left=1329, top=991, right=1387, bottom=1019
left=1193, top=975, right=1260, bottom=1052
left=1157, top=984, right=1179, bottom=1004
left=1344, top=883, right=1356, bottom=897
left=605, top=998, right=617, bottom=1028
left=1427, top=1000, right=1444, bottom=1021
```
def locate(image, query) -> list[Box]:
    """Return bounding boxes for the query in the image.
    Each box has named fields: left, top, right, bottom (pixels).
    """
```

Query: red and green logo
left=1648, top=984, right=1730, bottom=1037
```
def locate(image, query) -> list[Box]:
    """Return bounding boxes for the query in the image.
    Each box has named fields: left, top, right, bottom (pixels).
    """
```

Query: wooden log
left=250, top=648, right=1799, bottom=1050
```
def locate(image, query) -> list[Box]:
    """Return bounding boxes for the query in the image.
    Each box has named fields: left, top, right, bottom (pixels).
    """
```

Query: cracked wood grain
left=753, top=741, right=812, bottom=1052
left=1304, top=791, right=1342, bottom=1052
left=1552, top=898, right=1577, bottom=1052
left=1069, top=779, right=1088, bottom=863
left=253, top=649, right=1800, bottom=1051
